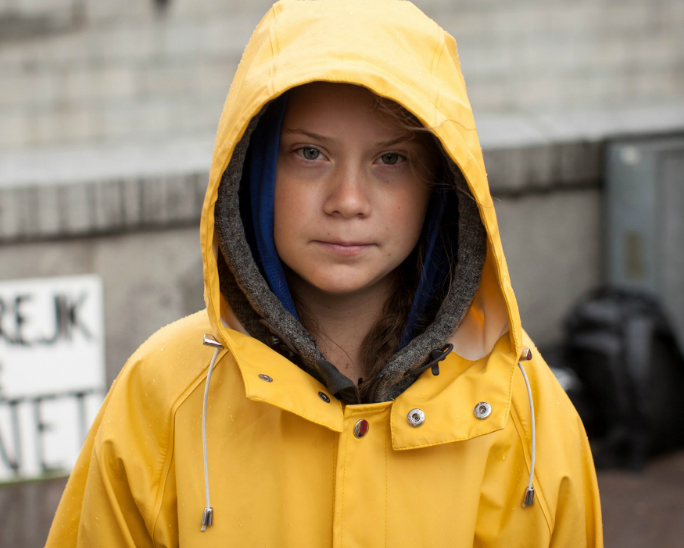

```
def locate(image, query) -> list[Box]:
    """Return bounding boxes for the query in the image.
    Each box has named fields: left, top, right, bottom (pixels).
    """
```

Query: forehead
left=282, top=82, right=413, bottom=139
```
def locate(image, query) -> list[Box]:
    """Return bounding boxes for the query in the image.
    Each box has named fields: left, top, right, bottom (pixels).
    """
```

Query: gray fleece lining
left=214, top=110, right=330, bottom=385
left=214, top=104, right=487, bottom=403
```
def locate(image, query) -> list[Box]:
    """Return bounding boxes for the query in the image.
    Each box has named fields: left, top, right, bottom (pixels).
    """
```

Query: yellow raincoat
left=47, top=1, right=603, bottom=546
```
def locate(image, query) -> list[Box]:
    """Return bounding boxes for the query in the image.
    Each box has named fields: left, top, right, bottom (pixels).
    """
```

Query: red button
left=354, top=419, right=369, bottom=438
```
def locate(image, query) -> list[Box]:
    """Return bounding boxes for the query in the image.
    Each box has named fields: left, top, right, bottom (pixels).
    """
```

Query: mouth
left=313, top=240, right=373, bottom=256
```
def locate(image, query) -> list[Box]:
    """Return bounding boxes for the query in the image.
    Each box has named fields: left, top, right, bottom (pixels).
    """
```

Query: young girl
left=47, top=1, right=602, bottom=546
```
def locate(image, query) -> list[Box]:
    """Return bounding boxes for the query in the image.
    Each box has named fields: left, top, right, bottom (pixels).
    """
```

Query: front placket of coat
left=333, top=401, right=391, bottom=548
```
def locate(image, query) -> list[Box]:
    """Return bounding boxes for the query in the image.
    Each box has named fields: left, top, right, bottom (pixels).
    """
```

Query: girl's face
left=274, top=83, right=435, bottom=300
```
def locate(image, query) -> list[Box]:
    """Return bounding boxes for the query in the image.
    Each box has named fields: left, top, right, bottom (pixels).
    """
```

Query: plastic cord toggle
left=522, top=487, right=535, bottom=508
left=201, top=507, right=214, bottom=529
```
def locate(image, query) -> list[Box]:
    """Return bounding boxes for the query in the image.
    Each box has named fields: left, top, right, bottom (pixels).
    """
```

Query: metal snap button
left=474, top=402, right=492, bottom=419
left=258, top=374, right=273, bottom=382
left=354, top=419, right=370, bottom=438
left=407, top=408, right=425, bottom=427
left=318, top=391, right=330, bottom=403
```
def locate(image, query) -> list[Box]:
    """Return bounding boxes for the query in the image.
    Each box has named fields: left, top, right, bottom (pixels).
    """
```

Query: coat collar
left=226, top=329, right=515, bottom=449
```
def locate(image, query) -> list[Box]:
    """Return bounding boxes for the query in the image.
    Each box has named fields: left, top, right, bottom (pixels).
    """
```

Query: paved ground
left=0, top=475, right=66, bottom=548
left=599, top=451, right=684, bottom=547
left=1, top=451, right=684, bottom=547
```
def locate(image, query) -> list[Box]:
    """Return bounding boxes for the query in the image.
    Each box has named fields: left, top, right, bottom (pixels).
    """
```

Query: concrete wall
left=0, top=137, right=606, bottom=381
left=1, top=0, right=683, bottom=148
left=487, top=139, right=604, bottom=346
left=496, top=188, right=602, bottom=345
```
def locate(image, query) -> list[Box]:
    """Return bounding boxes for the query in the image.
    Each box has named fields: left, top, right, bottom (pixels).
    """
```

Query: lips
left=313, top=240, right=373, bottom=256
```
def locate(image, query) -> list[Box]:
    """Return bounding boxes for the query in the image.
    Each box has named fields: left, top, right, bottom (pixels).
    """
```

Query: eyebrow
left=282, top=128, right=414, bottom=148
left=282, top=128, right=334, bottom=143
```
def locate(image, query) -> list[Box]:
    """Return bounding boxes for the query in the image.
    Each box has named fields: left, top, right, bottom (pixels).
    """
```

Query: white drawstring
left=200, top=346, right=221, bottom=531
left=197, top=335, right=536, bottom=520
left=517, top=360, right=536, bottom=507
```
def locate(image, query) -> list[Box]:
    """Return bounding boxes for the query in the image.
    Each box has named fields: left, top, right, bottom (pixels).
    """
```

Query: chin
left=306, top=273, right=388, bottom=298
left=310, top=280, right=367, bottom=296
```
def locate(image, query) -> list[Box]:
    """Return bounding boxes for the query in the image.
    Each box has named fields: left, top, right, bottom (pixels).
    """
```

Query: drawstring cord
left=405, top=344, right=454, bottom=378
left=200, top=335, right=224, bottom=531
left=196, top=334, right=537, bottom=524
left=517, top=352, right=536, bottom=507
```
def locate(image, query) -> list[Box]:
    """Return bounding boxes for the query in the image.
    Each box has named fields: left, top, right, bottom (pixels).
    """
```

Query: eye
left=378, top=152, right=405, bottom=165
left=298, top=147, right=322, bottom=160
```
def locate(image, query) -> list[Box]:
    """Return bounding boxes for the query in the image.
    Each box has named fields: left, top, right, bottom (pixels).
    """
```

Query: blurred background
left=0, top=0, right=683, bottom=545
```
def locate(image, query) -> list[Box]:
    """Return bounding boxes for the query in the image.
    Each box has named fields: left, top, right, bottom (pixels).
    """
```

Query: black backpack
left=558, top=287, right=684, bottom=470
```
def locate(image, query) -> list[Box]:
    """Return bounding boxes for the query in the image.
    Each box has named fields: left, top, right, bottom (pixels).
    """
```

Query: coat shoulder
left=96, top=309, right=219, bottom=445
left=124, top=309, right=216, bottom=390
left=512, top=329, right=590, bottom=464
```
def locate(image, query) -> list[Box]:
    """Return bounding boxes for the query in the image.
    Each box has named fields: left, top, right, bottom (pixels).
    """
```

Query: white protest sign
left=0, top=275, right=105, bottom=481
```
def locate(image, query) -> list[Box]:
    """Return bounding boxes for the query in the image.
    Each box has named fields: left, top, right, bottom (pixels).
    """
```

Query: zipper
left=367, top=344, right=452, bottom=402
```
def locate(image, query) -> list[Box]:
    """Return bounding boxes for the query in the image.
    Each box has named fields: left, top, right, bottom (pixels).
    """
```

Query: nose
left=322, top=165, right=372, bottom=218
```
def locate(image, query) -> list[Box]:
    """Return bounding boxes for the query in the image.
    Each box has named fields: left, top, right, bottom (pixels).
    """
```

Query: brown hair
left=356, top=96, right=451, bottom=397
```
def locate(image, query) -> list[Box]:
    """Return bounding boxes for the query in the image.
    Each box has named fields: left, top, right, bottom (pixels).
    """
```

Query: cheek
left=273, top=174, right=314, bottom=257
left=387, top=186, right=431, bottom=246
left=273, top=182, right=295, bottom=255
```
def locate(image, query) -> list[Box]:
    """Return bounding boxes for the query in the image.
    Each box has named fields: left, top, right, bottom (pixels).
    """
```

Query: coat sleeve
left=46, top=311, right=212, bottom=547
left=45, top=372, right=159, bottom=548
left=45, top=355, right=183, bottom=548
left=517, top=331, right=604, bottom=548
left=44, top=379, right=118, bottom=547
left=548, top=416, right=604, bottom=548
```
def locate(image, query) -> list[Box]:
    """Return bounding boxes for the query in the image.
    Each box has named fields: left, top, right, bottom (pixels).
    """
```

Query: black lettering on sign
left=14, top=294, right=31, bottom=346
left=0, top=400, right=21, bottom=474
left=0, top=291, right=94, bottom=347
left=0, top=390, right=99, bottom=476
left=0, top=298, right=16, bottom=344
left=68, top=293, right=93, bottom=341
left=41, top=293, right=93, bottom=345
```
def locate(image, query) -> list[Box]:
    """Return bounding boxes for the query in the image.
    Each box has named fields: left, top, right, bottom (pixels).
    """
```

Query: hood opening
left=213, top=87, right=487, bottom=403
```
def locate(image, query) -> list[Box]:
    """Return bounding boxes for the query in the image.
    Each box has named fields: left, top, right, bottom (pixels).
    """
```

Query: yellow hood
left=201, top=0, right=519, bottom=368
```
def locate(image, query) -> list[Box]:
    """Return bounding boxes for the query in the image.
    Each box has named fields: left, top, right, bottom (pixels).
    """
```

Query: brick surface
left=193, top=58, right=239, bottom=96
left=94, top=65, right=139, bottom=101
left=32, top=106, right=101, bottom=145
left=141, top=62, right=192, bottom=98
left=0, top=0, right=682, bottom=148
left=202, top=16, right=258, bottom=55
left=88, top=25, right=157, bottom=64
left=0, top=110, right=32, bottom=147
